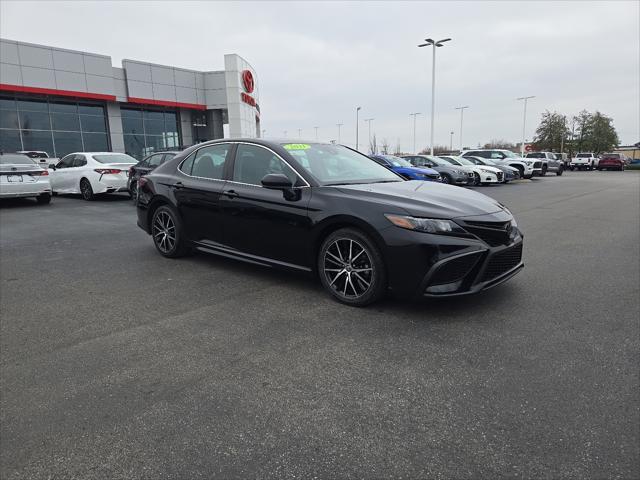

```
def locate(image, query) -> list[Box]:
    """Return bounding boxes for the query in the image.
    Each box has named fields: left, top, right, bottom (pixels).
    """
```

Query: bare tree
left=369, top=133, right=377, bottom=154
left=381, top=138, right=390, bottom=155
left=394, top=138, right=401, bottom=155
left=420, top=145, right=449, bottom=155
left=483, top=139, right=517, bottom=149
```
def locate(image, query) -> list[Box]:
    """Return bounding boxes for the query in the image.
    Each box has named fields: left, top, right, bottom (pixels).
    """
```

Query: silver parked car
left=0, top=153, right=52, bottom=204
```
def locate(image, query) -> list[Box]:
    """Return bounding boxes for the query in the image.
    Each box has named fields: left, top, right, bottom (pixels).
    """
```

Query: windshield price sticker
left=283, top=144, right=311, bottom=150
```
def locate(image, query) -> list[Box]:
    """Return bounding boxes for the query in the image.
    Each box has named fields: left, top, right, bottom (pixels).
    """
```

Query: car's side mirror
left=48, top=163, right=57, bottom=170
left=261, top=173, right=293, bottom=189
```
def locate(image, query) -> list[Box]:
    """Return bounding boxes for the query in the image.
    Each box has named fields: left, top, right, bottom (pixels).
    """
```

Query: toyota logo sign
left=242, top=70, right=254, bottom=94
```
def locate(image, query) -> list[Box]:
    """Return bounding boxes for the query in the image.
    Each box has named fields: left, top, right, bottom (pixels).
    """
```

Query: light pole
left=364, top=118, right=374, bottom=153
left=298, top=128, right=302, bottom=138
left=336, top=123, right=343, bottom=143
left=517, top=96, right=535, bottom=156
left=449, top=131, right=454, bottom=151
left=409, top=112, right=421, bottom=153
left=455, top=105, right=469, bottom=151
left=283, top=130, right=287, bottom=137
left=418, top=37, right=451, bottom=155
left=355, top=107, right=361, bottom=150
left=314, top=126, right=319, bottom=141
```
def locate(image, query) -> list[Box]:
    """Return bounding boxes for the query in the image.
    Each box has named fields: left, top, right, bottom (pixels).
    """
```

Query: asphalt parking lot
left=1, top=171, right=639, bottom=479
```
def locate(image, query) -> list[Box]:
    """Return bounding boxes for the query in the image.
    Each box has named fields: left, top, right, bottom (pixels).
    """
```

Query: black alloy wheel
left=441, top=174, right=451, bottom=184
left=318, top=228, right=386, bottom=306
left=473, top=172, right=481, bottom=186
left=151, top=206, right=190, bottom=258
left=540, top=165, right=547, bottom=176
left=80, top=179, right=94, bottom=201
left=556, top=165, right=564, bottom=176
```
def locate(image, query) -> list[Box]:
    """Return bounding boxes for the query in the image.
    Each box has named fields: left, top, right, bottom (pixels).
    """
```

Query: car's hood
left=334, top=181, right=506, bottom=218
left=474, top=165, right=502, bottom=174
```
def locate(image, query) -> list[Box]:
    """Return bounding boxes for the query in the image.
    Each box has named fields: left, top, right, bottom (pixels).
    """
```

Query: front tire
left=80, top=178, right=94, bottom=201
left=151, top=205, right=191, bottom=258
left=540, top=165, right=547, bottom=176
left=441, top=174, right=451, bottom=184
left=473, top=172, right=481, bottom=186
left=556, top=165, right=564, bottom=176
left=318, top=228, right=386, bottom=307
left=36, top=193, right=51, bottom=204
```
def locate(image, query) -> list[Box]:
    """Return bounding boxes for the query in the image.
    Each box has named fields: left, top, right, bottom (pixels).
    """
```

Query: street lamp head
left=424, top=38, right=434, bottom=43
left=436, top=38, right=452, bottom=46
left=357, top=106, right=361, bottom=111
left=418, top=43, right=429, bottom=48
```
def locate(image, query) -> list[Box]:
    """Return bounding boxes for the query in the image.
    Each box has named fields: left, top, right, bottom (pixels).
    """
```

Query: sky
left=1, top=0, right=638, bottom=151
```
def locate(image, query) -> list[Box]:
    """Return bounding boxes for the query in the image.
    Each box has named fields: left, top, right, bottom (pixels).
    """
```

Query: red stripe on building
left=0, top=83, right=116, bottom=101
left=127, top=97, right=206, bottom=111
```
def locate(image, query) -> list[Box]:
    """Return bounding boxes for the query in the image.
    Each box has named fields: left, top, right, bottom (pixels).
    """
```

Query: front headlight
left=479, top=168, right=495, bottom=174
left=384, top=214, right=466, bottom=234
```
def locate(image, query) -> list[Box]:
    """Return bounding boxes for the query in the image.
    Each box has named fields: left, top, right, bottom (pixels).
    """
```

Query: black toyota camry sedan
left=136, top=139, right=523, bottom=306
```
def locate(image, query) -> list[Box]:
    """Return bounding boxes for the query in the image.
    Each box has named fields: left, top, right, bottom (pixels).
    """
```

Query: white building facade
left=0, top=38, right=260, bottom=159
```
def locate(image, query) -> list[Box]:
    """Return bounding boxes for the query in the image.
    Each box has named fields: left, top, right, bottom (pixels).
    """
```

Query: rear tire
left=36, top=193, right=51, bottom=204
left=151, top=205, right=191, bottom=258
left=80, top=178, right=94, bottom=201
left=318, top=228, right=386, bottom=307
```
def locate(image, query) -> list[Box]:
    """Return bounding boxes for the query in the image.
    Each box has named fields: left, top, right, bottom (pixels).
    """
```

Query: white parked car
left=570, top=152, right=599, bottom=170
left=438, top=156, right=504, bottom=185
left=460, top=149, right=538, bottom=178
left=49, top=152, right=137, bottom=201
left=0, top=153, right=52, bottom=204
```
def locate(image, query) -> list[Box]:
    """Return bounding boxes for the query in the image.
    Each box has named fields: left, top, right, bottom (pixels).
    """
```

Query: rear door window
left=191, top=144, right=230, bottom=180
left=148, top=154, right=164, bottom=168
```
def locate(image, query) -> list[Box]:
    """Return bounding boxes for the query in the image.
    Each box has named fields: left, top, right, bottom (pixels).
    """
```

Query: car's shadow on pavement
left=177, top=246, right=521, bottom=323
left=0, top=197, right=44, bottom=209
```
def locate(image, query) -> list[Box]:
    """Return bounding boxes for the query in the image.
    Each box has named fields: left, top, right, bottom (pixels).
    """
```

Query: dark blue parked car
left=369, top=154, right=441, bottom=181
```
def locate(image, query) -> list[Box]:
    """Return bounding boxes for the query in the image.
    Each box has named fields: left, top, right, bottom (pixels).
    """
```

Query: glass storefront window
left=22, top=130, right=54, bottom=153
left=52, top=113, right=80, bottom=131
left=19, top=111, right=51, bottom=130
left=121, top=107, right=181, bottom=159
left=0, top=109, right=19, bottom=129
left=53, top=131, right=83, bottom=156
left=0, top=129, right=21, bottom=152
left=83, top=133, right=109, bottom=152
left=80, top=115, right=106, bottom=133
left=0, top=95, right=111, bottom=157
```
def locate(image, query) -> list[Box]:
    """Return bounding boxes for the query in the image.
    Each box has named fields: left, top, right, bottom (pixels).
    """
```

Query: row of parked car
left=0, top=146, right=630, bottom=206
left=368, top=148, right=565, bottom=187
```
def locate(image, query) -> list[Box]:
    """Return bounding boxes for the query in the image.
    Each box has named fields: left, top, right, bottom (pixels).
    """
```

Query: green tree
left=571, top=110, right=619, bottom=155
left=533, top=111, right=569, bottom=152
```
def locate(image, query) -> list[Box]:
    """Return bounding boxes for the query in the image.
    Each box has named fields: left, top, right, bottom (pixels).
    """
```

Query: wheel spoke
left=329, top=270, right=345, bottom=286
left=333, top=242, right=344, bottom=262
left=353, top=267, right=372, bottom=273
left=326, top=251, right=343, bottom=265
left=347, top=275, right=358, bottom=296
left=348, top=240, right=353, bottom=263
left=353, top=272, right=370, bottom=288
left=351, top=247, right=365, bottom=263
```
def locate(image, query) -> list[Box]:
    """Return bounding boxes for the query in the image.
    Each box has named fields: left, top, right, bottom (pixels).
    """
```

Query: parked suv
left=597, top=153, right=626, bottom=171
left=128, top=151, right=180, bottom=201
left=460, top=149, right=537, bottom=178
left=524, top=152, right=564, bottom=176
left=570, top=152, right=598, bottom=170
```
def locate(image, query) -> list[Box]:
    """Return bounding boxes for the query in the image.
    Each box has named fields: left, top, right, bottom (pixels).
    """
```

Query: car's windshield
left=439, top=156, right=463, bottom=166
left=481, top=158, right=498, bottom=165
left=526, top=152, right=545, bottom=158
left=576, top=153, right=592, bottom=158
left=452, top=156, right=474, bottom=166
left=502, top=150, right=521, bottom=159
left=20, top=151, right=48, bottom=159
left=423, top=156, right=448, bottom=167
left=0, top=154, right=36, bottom=165
left=93, top=154, right=137, bottom=164
left=376, top=155, right=412, bottom=167
left=282, top=143, right=402, bottom=185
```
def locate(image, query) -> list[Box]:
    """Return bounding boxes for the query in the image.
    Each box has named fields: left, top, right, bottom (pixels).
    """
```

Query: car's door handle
left=224, top=189, right=239, bottom=198
left=172, top=182, right=184, bottom=189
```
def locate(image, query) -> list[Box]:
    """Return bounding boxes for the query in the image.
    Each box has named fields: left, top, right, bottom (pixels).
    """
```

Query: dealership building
left=0, top=38, right=260, bottom=159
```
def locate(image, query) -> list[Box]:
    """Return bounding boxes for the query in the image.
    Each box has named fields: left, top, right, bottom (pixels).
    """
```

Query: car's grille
left=533, top=161, right=542, bottom=168
left=430, top=252, right=482, bottom=285
left=481, top=244, right=523, bottom=282
left=461, top=220, right=513, bottom=247
left=496, top=172, right=504, bottom=181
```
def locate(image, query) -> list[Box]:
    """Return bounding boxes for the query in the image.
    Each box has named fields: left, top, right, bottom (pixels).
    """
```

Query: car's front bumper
left=381, top=218, right=524, bottom=298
